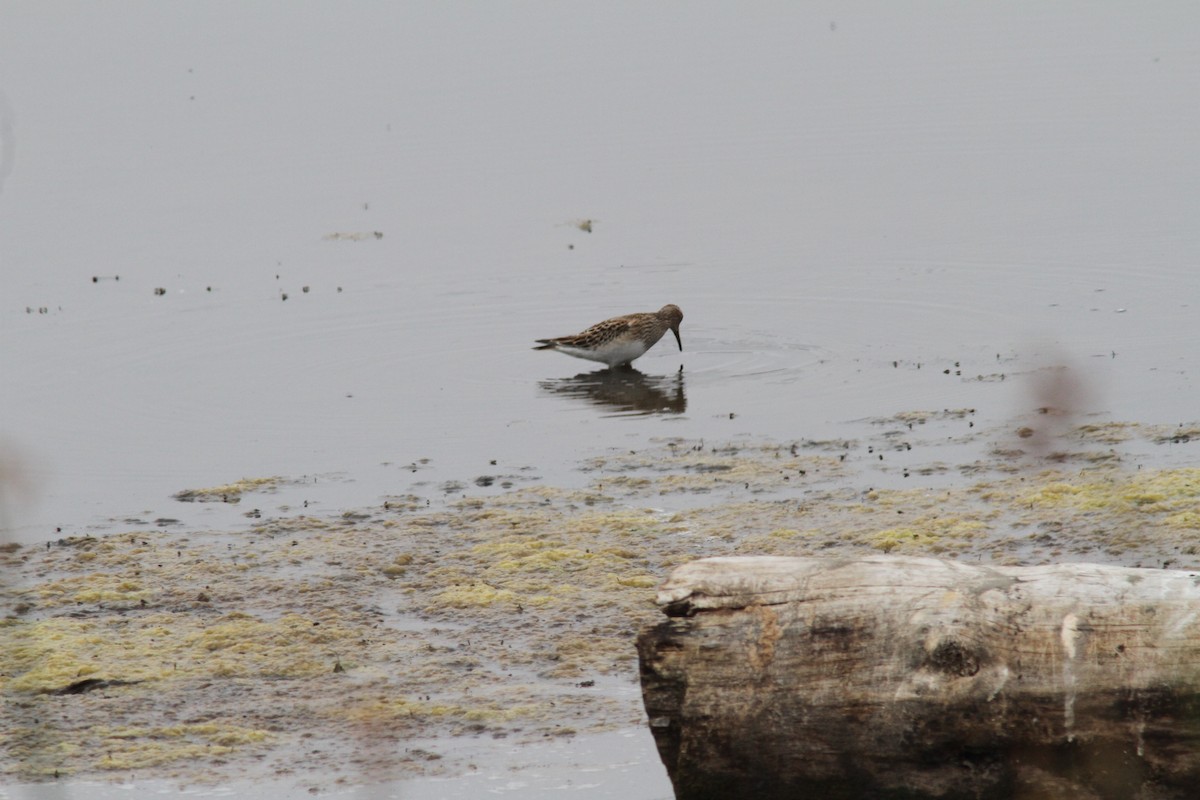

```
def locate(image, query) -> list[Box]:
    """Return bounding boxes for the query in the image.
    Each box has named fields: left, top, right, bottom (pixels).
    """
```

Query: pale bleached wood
left=638, top=555, right=1200, bottom=800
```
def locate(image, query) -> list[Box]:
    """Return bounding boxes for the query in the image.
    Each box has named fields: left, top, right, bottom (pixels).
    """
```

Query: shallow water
left=1, top=727, right=670, bottom=800
left=1, top=3, right=1198, bottom=796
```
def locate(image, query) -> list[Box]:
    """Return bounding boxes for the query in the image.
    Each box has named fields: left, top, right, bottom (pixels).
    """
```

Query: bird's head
left=659, top=304, right=683, bottom=351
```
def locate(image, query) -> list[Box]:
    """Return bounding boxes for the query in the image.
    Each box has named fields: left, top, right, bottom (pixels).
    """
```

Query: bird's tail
left=532, top=340, right=557, bottom=351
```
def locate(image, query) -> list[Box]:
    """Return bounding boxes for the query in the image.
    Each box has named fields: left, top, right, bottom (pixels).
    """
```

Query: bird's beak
left=672, top=328, right=682, bottom=351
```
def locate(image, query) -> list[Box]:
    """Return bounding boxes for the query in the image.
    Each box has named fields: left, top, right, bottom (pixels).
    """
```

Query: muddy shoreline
left=3, top=420, right=1200, bottom=791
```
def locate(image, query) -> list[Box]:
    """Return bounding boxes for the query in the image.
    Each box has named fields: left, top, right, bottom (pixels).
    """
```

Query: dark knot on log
left=927, top=637, right=983, bottom=678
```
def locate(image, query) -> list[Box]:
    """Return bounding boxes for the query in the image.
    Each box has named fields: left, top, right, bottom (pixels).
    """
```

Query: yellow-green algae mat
left=3, top=427, right=1200, bottom=788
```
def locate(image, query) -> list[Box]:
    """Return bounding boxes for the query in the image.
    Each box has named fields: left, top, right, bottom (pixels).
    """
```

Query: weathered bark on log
left=637, top=555, right=1200, bottom=800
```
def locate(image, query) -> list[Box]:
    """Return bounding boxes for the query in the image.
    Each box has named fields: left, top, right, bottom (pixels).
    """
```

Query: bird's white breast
left=559, top=339, right=649, bottom=367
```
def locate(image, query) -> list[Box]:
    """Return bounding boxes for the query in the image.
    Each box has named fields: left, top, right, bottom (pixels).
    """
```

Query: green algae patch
left=871, top=409, right=976, bottom=425
left=173, top=476, right=281, bottom=503
left=475, top=538, right=596, bottom=567
left=93, top=723, right=272, bottom=771
left=1166, top=511, right=1200, bottom=530
left=0, top=607, right=367, bottom=695
left=1, top=617, right=173, bottom=693
left=1148, top=423, right=1200, bottom=444
left=614, top=574, right=659, bottom=588
left=431, top=583, right=519, bottom=609
left=767, top=528, right=805, bottom=540
left=561, top=509, right=667, bottom=536
left=33, top=573, right=155, bottom=607
left=335, top=695, right=543, bottom=728
left=1074, top=422, right=1139, bottom=444
left=586, top=441, right=847, bottom=496
left=187, top=612, right=363, bottom=678
left=869, top=517, right=989, bottom=554
left=381, top=554, right=412, bottom=578
left=2, top=733, right=83, bottom=779
left=1021, top=468, right=1200, bottom=517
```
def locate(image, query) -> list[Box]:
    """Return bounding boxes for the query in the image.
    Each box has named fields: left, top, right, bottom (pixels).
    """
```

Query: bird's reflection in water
left=539, top=366, right=686, bottom=416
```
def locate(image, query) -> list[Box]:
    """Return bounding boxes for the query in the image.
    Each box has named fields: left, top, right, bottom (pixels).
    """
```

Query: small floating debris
left=558, top=218, right=596, bottom=233
left=173, top=476, right=281, bottom=503
left=322, top=231, right=383, bottom=241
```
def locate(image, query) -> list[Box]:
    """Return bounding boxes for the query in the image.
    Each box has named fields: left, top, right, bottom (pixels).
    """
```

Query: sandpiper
left=533, top=304, right=683, bottom=368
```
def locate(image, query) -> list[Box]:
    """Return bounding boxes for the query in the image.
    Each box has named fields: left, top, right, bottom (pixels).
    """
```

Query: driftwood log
left=637, top=555, right=1200, bottom=800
